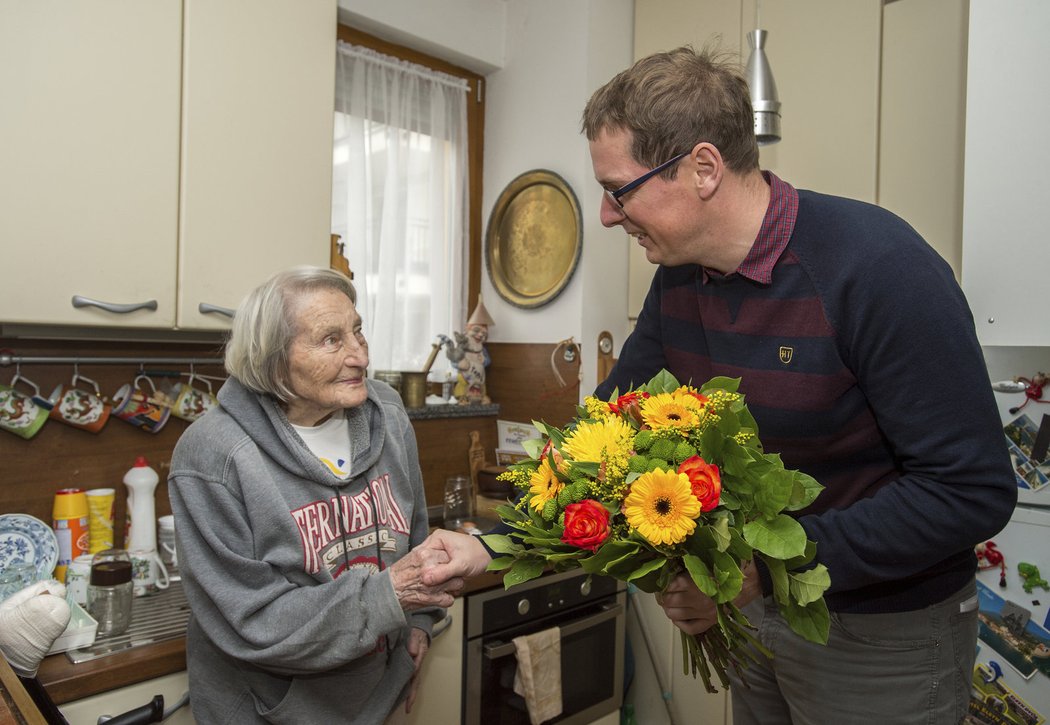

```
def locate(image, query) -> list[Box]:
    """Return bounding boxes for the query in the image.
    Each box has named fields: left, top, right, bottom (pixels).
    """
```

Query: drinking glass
left=443, top=475, right=476, bottom=530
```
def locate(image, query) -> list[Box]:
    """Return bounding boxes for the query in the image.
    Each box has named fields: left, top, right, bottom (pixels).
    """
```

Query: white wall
left=343, top=0, right=636, bottom=399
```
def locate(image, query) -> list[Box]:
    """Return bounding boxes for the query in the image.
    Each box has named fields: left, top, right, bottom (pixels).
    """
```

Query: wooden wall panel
left=485, top=341, right=581, bottom=430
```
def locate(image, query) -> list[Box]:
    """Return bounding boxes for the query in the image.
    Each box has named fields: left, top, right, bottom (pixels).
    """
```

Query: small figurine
left=444, top=295, right=495, bottom=405
left=1017, top=562, right=1049, bottom=594
left=976, top=540, right=1008, bottom=588
left=1009, top=372, right=1049, bottom=415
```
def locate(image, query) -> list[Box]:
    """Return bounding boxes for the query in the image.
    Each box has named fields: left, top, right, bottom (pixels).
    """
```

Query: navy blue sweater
left=597, top=189, right=1017, bottom=613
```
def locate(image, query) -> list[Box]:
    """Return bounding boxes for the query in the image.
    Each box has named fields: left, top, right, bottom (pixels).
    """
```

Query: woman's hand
left=390, top=546, right=456, bottom=610
left=658, top=561, right=761, bottom=635
left=403, top=627, right=430, bottom=714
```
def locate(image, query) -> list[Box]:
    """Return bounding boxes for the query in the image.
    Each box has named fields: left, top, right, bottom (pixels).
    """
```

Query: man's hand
left=417, top=529, right=492, bottom=591
left=658, top=561, right=761, bottom=636
left=403, top=627, right=430, bottom=713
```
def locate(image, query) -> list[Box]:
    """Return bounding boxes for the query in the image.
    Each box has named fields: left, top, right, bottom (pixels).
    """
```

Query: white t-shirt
left=292, top=413, right=352, bottom=479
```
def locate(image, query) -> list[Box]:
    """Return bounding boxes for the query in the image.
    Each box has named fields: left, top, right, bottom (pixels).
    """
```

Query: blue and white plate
left=0, top=514, right=59, bottom=581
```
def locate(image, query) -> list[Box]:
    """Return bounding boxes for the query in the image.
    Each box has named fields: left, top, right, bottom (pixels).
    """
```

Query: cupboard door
left=406, top=598, right=463, bottom=725
left=177, top=0, right=336, bottom=329
left=0, top=1, right=182, bottom=327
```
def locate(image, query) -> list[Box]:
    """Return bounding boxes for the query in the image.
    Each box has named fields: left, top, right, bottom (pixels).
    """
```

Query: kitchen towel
left=512, top=626, right=562, bottom=725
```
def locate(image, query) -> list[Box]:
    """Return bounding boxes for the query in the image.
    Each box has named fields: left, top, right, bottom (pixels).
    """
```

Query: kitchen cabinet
left=625, top=589, right=730, bottom=724
left=961, top=0, right=1050, bottom=346
left=58, top=671, right=192, bottom=725
left=0, top=0, right=335, bottom=330
left=406, top=597, right=463, bottom=725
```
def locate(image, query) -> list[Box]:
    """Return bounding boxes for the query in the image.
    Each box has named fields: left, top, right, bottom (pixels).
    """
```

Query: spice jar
left=87, top=549, right=134, bottom=637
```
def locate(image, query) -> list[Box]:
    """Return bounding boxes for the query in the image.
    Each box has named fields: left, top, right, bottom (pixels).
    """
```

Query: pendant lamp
left=746, top=2, right=781, bottom=145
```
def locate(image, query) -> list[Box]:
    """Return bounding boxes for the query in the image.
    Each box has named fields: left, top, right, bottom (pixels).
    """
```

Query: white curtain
left=332, top=42, right=469, bottom=373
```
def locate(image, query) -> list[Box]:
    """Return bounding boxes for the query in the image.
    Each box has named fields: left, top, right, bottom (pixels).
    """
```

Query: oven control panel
left=466, top=569, right=623, bottom=637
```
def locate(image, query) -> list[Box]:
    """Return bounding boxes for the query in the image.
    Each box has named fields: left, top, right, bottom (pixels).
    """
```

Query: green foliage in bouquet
left=481, top=370, right=831, bottom=692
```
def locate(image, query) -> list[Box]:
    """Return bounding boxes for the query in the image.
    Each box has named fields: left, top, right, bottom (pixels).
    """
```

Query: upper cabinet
left=0, top=1, right=183, bottom=328
left=0, top=0, right=336, bottom=330
left=961, top=0, right=1048, bottom=346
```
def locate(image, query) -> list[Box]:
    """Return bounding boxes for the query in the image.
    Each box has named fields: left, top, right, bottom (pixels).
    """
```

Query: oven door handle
left=482, top=601, right=624, bottom=660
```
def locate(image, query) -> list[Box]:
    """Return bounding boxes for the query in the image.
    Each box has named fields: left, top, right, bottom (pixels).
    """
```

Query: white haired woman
left=169, top=266, right=453, bottom=724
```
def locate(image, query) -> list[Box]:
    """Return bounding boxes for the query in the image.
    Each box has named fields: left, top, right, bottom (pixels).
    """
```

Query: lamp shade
left=746, top=28, right=781, bottom=145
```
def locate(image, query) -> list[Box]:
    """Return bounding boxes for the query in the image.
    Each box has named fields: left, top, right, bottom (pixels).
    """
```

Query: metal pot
left=400, top=372, right=427, bottom=408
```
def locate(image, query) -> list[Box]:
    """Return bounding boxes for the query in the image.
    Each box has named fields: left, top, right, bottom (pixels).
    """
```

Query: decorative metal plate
left=485, top=169, right=582, bottom=309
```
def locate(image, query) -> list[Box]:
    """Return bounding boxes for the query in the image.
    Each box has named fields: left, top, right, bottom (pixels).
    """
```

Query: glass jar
left=87, top=548, right=134, bottom=637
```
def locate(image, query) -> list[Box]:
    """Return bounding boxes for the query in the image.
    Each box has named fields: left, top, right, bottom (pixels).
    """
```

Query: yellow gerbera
left=623, top=468, right=701, bottom=545
left=563, top=417, right=634, bottom=464
left=528, top=458, right=565, bottom=511
left=640, top=391, right=704, bottom=431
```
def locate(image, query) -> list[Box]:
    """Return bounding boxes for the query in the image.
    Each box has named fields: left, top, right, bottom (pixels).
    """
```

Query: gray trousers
left=727, top=579, right=978, bottom=725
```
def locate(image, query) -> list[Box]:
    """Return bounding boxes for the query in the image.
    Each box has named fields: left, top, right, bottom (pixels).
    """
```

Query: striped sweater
left=597, top=182, right=1016, bottom=613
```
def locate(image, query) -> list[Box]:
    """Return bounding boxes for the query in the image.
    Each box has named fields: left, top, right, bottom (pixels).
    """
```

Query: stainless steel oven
left=465, top=569, right=626, bottom=724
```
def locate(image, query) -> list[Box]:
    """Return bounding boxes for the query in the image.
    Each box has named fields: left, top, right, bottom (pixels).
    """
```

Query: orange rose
left=560, top=499, right=611, bottom=552
left=678, top=455, right=721, bottom=512
left=610, top=391, right=650, bottom=425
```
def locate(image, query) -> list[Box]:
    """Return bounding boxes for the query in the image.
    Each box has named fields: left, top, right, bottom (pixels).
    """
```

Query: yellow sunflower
left=623, top=468, right=701, bottom=545
left=528, top=458, right=565, bottom=511
left=640, top=391, right=704, bottom=432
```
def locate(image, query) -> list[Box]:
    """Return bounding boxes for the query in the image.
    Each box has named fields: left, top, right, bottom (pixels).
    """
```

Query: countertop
left=38, top=495, right=512, bottom=705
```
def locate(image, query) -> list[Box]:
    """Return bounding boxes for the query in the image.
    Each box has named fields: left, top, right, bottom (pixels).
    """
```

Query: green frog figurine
left=1017, top=562, right=1049, bottom=593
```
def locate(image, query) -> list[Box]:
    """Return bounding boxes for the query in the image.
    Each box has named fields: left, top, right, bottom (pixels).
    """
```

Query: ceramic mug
left=157, top=514, right=177, bottom=569
left=129, top=548, right=169, bottom=597
left=64, top=554, right=94, bottom=607
left=112, top=375, right=170, bottom=434
left=170, top=381, right=217, bottom=423
left=48, top=376, right=110, bottom=434
left=0, top=382, right=50, bottom=439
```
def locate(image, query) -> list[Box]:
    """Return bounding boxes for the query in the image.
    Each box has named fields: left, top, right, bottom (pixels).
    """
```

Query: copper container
left=400, top=372, right=427, bottom=409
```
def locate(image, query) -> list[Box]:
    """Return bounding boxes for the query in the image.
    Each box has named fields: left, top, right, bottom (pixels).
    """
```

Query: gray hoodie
left=168, top=377, right=440, bottom=724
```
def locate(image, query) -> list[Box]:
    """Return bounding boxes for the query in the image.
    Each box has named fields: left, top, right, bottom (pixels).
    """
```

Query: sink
left=67, top=580, right=190, bottom=664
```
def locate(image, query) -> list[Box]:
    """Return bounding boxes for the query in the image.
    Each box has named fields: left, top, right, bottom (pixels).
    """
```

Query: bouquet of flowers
left=482, top=370, right=831, bottom=693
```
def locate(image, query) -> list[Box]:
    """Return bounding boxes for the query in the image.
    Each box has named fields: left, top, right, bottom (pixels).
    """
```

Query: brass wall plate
left=485, top=169, right=582, bottom=309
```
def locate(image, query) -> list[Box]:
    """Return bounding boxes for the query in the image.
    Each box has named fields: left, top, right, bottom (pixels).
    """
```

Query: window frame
left=336, top=24, right=485, bottom=311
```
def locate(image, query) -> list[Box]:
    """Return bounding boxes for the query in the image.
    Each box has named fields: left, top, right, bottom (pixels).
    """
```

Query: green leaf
left=726, top=527, right=754, bottom=561
left=481, top=534, right=521, bottom=555
left=682, top=554, right=718, bottom=598
left=752, top=468, right=795, bottom=517
left=785, top=470, right=824, bottom=511
left=709, top=549, right=744, bottom=603
left=503, top=558, right=546, bottom=588
left=788, top=565, right=831, bottom=606
left=626, top=557, right=668, bottom=583
left=699, top=377, right=740, bottom=395
left=783, top=540, right=817, bottom=569
left=760, top=554, right=790, bottom=605
left=779, top=598, right=831, bottom=645
left=570, top=461, right=600, bottom=477
left=743, top=514, right=807, bottom=560
left=521, top=437, right=546, bottom=459
left=486, top=556, right=517, bottom=571
left=579, top=540, right=640, bottom=575
left=644, top=369, right=682, bottom=394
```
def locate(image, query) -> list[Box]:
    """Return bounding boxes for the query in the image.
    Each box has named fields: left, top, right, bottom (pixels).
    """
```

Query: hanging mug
left=171, top=374, right=217, bottom=423
left=49, top=369, right=110, bottom=434
left=129, top=548, right=169, bottom=597
left=112, top=373, right=170, bottom=434
left=0, top=372, right=51, bottom=439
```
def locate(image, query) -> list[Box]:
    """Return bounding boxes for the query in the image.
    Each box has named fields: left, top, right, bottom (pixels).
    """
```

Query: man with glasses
left=583, top=46, right=1015, bottom=723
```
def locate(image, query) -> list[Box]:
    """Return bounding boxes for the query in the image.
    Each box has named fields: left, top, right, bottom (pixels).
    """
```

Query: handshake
left=389, top=530, right=493, bottom=611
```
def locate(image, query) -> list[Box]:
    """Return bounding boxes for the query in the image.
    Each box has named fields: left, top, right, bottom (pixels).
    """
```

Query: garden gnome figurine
left=448, top=295, right=494, bottom=404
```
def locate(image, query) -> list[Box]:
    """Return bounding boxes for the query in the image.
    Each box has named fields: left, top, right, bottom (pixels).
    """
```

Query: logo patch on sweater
left=779, top=346, right=794, bottom=364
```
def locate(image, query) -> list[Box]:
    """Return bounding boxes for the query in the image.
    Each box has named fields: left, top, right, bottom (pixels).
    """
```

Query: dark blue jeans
left=728, top=579, right=978, bottom=724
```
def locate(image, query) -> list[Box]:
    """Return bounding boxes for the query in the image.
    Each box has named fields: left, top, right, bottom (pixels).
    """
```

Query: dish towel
left=512, top=626, right=563, bottom=725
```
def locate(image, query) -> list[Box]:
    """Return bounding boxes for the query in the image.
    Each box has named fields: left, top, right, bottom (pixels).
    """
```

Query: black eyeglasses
left=606, top=151, right=690, bottom=208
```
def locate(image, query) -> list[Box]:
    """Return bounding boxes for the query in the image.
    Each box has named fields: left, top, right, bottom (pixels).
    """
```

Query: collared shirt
left=706, top=171, right=799, bottom=285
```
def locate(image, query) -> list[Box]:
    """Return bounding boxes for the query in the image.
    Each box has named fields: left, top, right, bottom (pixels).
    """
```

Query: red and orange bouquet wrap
left=482, top=370, right=831, bottom=692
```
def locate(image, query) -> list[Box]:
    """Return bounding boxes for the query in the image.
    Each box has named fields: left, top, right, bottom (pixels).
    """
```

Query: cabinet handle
left=198, top=303, right=236, bottom=318
left=71, top=295, right=158, bottom=314
left=432, top=613, right=454, bottom=639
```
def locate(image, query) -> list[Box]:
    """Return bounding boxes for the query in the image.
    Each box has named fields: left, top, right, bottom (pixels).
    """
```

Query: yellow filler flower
left=623, top=468, right=701, bottom=545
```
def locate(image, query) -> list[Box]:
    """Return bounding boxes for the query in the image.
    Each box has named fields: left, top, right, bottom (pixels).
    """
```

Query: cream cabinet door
left=406, top=597, right=464, bottom=724
left=177, top=0, right=336, bottom=330
left=0, top=1, right=182, bottom=327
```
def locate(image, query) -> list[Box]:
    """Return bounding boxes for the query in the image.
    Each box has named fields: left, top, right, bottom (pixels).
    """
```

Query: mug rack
left=0, top=353, right=222, bottom=367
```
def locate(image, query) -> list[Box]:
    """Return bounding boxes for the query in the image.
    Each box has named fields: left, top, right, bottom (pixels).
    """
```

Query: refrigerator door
left=972, top=505, right=1050, bottom=722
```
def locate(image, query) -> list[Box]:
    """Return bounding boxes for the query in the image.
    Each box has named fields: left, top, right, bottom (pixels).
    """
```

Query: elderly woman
left=169, top=266, right=452, bottom=724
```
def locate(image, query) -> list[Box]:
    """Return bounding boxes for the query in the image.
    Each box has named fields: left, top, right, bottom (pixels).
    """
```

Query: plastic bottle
left=87, top=549, right=134, bottom=637
left=123, top=457, right=159, bottom=553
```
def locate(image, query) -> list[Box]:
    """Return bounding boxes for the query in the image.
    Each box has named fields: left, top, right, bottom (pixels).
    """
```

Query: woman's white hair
left=224, top=266, right=357, bottom=402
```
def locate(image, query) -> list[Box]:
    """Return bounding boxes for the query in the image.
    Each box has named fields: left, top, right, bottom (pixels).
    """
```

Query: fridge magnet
left=977, top=580, right=1050, bottom=681
left=968, top=662, right=1046, bottom=725
left=1004, top=416, right=1050, bottom=493
left=976, top=540, right=1008, bottom=588
left=1020, top=563, right=1050, bottom=594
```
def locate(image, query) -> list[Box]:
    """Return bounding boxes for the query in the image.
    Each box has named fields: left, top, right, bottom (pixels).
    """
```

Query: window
left=332, top=27, right=484, bottom=375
